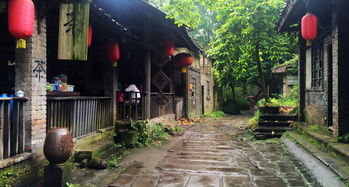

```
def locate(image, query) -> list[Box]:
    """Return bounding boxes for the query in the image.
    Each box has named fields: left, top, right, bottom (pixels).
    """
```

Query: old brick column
left=333, top=1, right=349, bottom=137
left=15, top=16, right=47, bottom=153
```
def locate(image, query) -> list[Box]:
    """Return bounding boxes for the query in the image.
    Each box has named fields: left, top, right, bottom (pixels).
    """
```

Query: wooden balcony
left=47, top=97, right=113, bottom=138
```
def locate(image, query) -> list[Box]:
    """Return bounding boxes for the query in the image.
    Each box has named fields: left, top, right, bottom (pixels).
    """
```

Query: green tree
left=151, top=0, right=297, bottom=100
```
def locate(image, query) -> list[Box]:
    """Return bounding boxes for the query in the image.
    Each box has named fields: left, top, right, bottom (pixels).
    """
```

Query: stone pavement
left=110, top=116, right=316, bottom=187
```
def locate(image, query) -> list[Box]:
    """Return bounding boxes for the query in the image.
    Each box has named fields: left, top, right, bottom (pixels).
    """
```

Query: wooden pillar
left=112, top=67, right=118, bottom=122
left=182, top=70, right=188, bottom=118
left=143, top=15, right=151, bottom=120
left=298, top=31, right=306, bottom=122
left=336, top=1, right=349, bottom=136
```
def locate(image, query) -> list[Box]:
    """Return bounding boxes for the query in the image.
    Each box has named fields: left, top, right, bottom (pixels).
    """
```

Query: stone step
left=254, top=132, right=283, bottom=140
left=258, top=121, right=292, bottom=127
left=259, top=114, right=297, bottom=121
left=255, top=126, right=293, bottom=133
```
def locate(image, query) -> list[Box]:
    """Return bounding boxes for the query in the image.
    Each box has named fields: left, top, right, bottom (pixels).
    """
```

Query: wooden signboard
left=58, top=1, right=90, bottom=61
left=286, top=75, right=298, bottom=85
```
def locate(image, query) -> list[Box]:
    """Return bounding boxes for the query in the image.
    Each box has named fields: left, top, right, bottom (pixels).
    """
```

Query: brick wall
left=15, top=16, right=47, bottom=153
left=304, top=36, right=332, bottom=130
left=332, top=22, right=339, bottom=136
left=333, top=2, right=349, bottom=136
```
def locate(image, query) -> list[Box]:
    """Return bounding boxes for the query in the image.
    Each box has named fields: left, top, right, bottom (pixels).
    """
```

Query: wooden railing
left=116, top=92, right=145, bottom=120
left=47, top=97, right=112, bottom=138
left=0, top=98, right=27, bottom=160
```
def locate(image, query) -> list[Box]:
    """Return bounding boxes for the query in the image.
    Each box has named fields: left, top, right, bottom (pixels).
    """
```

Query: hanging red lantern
left=88, top=25, right=93, bottom=47
left=301, top=13, right=318, bottom=41
left=8, top=0, right=35, bottom=48
left=164, top=41, right=175, bottom=56
left=173, top=53, right=194, bottom=67
left=107, top=42, right=120, bottom=66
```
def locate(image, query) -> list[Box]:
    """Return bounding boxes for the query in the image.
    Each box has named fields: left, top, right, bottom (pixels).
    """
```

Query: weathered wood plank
left=72, top=100, right=77, bottom=137
left=0, top=102, right=4, bottom=159
left=19, top=102, right=25, bottom=153
left=4, top=102, right=10, bottom=158
left=58, top=2, right=90, bottom=60
left=11, top=102, right=19, bottom=156
left=93, top=100, right=97, bottom=132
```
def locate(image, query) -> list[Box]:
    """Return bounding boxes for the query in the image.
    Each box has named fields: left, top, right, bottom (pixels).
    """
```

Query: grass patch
left=338, top=133, right=349, bottom=143
left=0, top=158, right=47, bottom=187
left=165, top=125, right=183, bottom=136
left=257, top=97, right=298, bottom=107
left=306, top=125, right=332, bottom=137
left=106, top=150, right=130, bottom=168
left=204, top=111, right=226, bottom=119
left=257, top=86, right=299, bottom=108
left=248, top=110, right=260, bottom=129
left=66, top=182, right=81, bottom=187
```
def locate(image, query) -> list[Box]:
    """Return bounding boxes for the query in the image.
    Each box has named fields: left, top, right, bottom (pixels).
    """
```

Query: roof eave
left=277, top=0, right=303, bottom=33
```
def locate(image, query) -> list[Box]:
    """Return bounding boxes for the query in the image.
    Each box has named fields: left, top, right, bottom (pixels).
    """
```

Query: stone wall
left=150, top=114, right=176, bottom=127
left=200, top=57, right=215, bottom=114
left=187, top=67, right=202, bottom=118
left=15, top=16, right=47, bottom=153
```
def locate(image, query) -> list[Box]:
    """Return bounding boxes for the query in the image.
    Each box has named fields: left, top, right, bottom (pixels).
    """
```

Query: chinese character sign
left=58, top=2, right=90, bottom=61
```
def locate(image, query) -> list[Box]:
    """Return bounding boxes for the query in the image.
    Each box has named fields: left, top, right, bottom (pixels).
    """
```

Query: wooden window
left=311, top=42, right=324, bottom=89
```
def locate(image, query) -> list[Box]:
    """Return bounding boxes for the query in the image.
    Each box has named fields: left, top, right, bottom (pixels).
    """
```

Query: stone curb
left=296, top=124, right=349, bottom=164
left=284, top=131, right=349, bottom=182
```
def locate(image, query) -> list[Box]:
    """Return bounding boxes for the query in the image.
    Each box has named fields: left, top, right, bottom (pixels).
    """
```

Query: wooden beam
left=298, top=29, right=306, bottom=122
left=0, top=2, right=7, bottom=13
left=143, top=14, right=151, bottom=120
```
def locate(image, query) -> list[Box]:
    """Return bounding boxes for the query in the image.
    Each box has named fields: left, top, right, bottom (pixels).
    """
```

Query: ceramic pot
left=43, top=128, right=73, bottom=164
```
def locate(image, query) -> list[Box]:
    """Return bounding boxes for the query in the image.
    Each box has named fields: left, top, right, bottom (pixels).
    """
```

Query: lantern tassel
left=16, top=39, right=26, bottom=48
left=306, top=40, right=312, bottom=47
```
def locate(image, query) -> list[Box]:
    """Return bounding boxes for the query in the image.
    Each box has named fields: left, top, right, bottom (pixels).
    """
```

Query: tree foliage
left=150, top=0, right=297, bottom=99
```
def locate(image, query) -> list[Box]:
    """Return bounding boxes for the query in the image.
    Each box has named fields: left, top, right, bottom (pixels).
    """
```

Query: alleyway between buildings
left=108, top=116, right=316, bottom=187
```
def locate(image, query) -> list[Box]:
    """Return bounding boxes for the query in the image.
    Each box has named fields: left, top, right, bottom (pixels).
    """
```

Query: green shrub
left=204, top=111, right=226, bottom=118
left=128, top=121, right=170, bottom=147
left=248, top=110, right=260, bottom=129
left=221, top=86, right=254, bottom=114
left=339, top=134, right=349, bottom=143
left=165, top=125, right=183, bottom=136
left=221, top=105, right=240, bottom=115
left=257, top=85, right=299, bottom=108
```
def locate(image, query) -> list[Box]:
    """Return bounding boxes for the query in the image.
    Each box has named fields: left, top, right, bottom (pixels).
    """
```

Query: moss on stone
left=1, top=158, right=46, bottom=186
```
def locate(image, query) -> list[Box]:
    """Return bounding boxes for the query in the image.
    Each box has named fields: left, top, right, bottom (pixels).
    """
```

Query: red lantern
left=107, top=42, right=120, bottom=66
left=8, top=0, right=35, bottom=48
left=301, top=13, right=318, bottom=40
left=173, top=53, right=194, bottom=67
left=164, top=41, right=175, bottom=56
left=88, top=25, right=93, bottom=47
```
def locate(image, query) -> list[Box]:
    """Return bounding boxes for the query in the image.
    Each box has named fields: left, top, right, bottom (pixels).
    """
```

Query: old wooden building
left=0, top=0, right=213, bottom=168
left=278, top=0, right=349, bottom=137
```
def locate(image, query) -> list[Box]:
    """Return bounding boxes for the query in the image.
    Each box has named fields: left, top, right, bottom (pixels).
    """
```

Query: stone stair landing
left=255, top=114, right=297, bottom=139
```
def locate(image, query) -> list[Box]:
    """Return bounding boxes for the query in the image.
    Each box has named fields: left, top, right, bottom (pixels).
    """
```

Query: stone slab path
left=110, top=116, right=315, bottom=187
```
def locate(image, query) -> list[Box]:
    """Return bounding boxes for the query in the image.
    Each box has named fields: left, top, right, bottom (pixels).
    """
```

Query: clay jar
left=44, top=128, right=73, bottom=165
